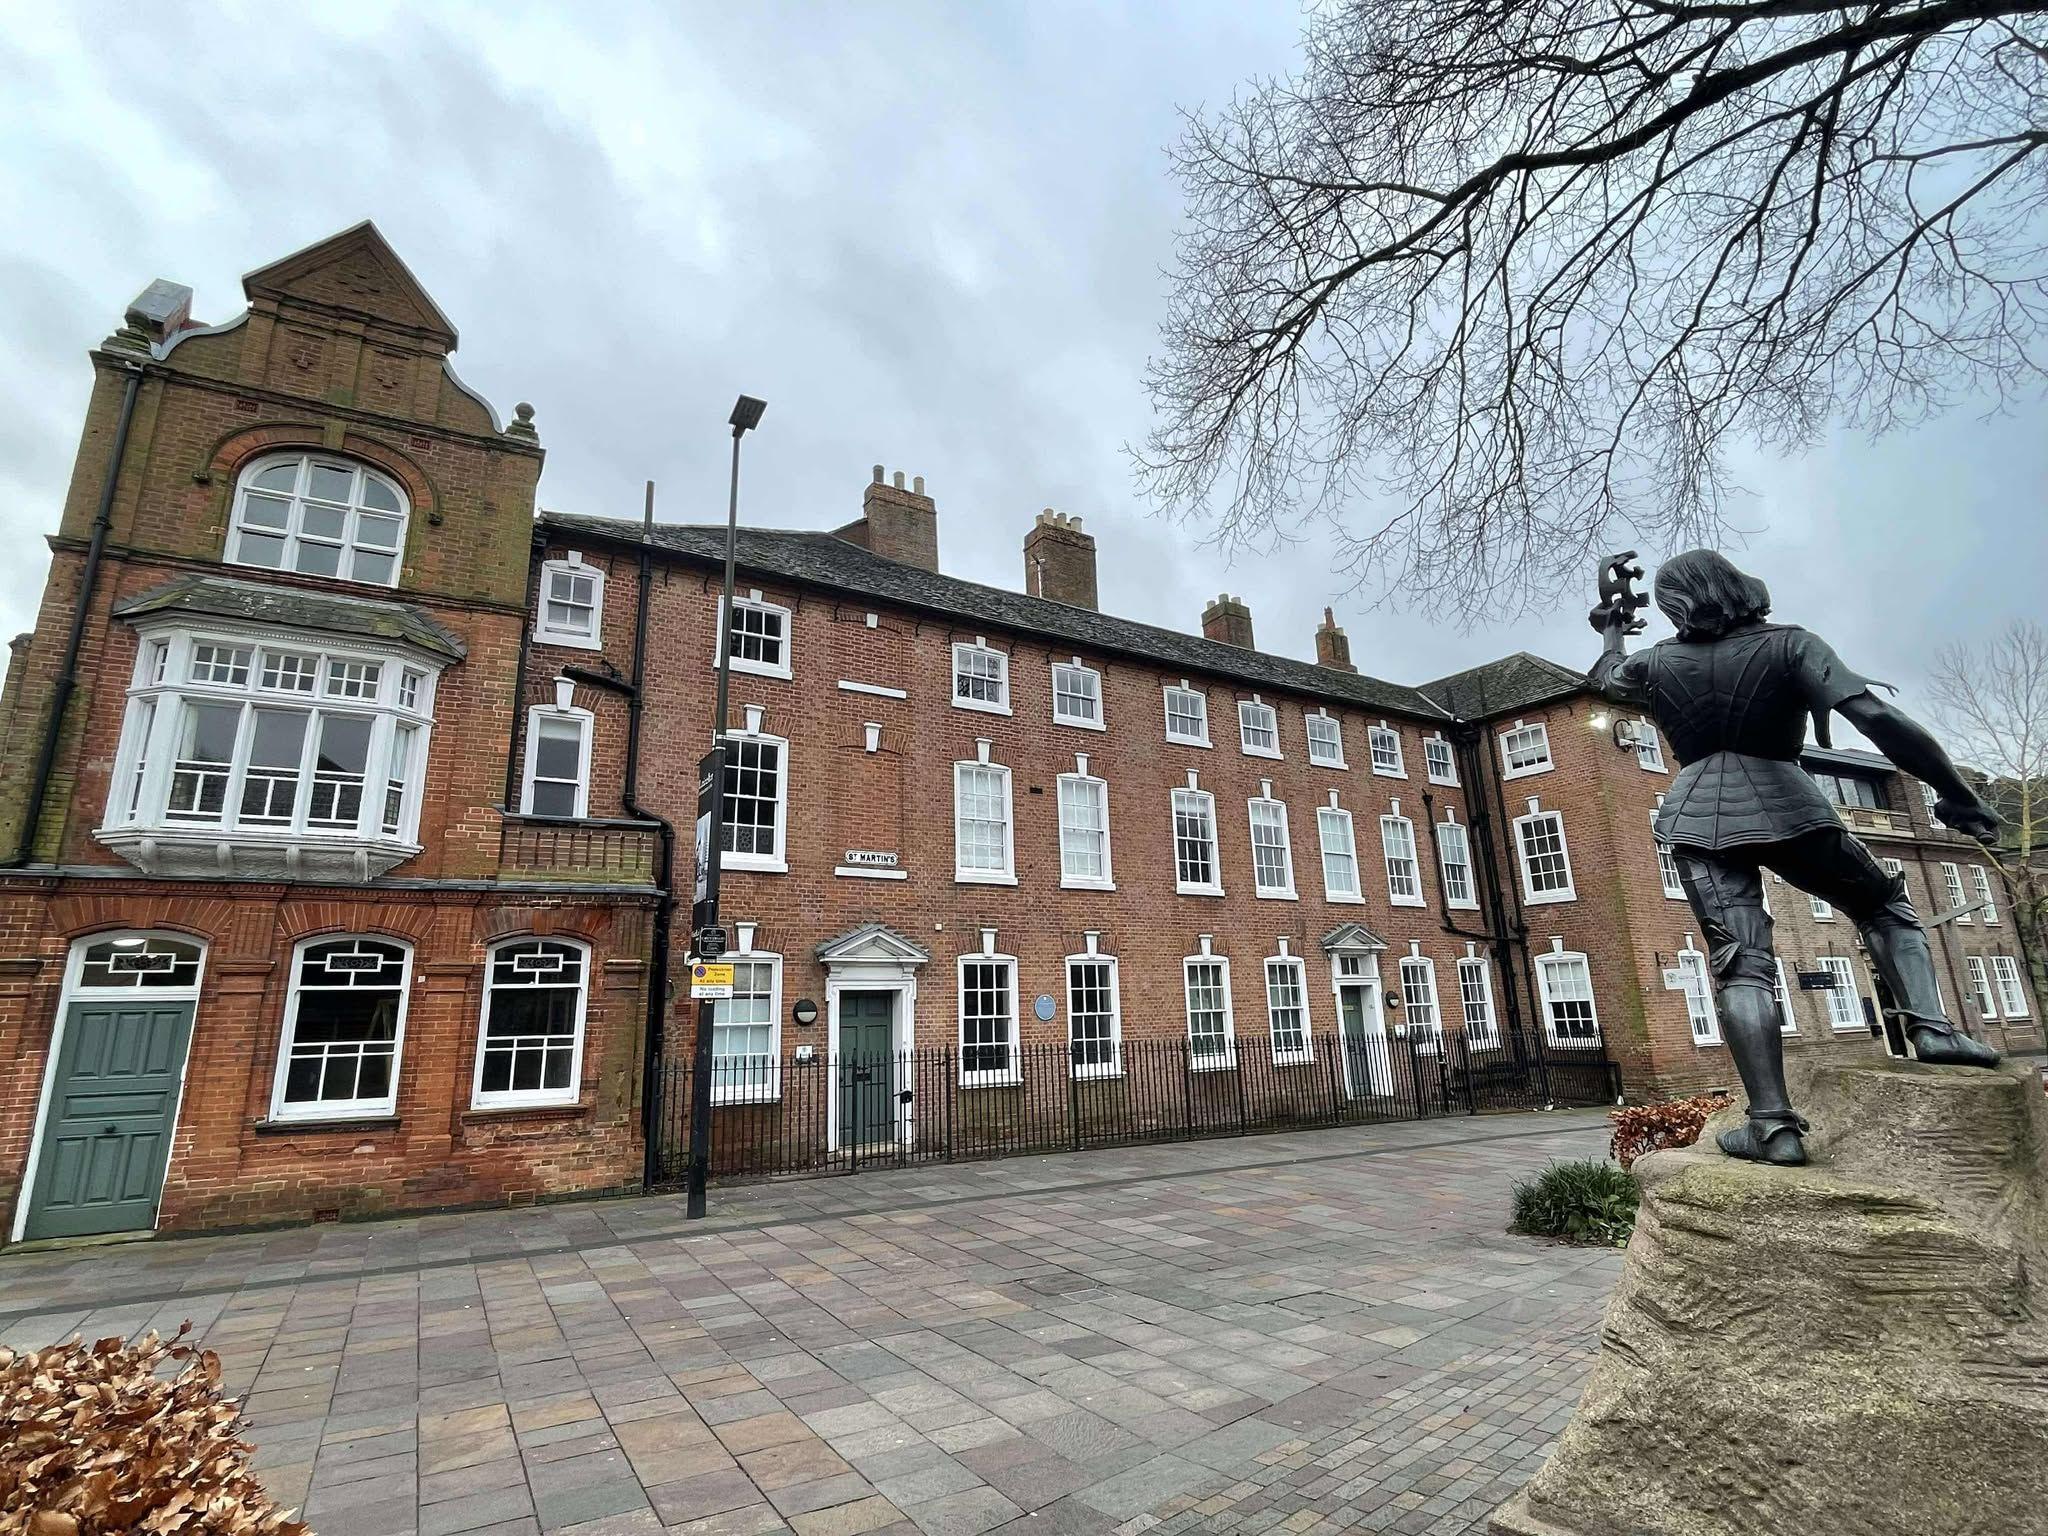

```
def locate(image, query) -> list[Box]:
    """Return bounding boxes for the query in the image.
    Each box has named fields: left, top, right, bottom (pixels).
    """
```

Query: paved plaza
left=0, top=1113, right=1621, bottom=1536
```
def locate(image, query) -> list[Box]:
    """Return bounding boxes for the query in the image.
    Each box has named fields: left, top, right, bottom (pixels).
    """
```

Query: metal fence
left=648, top=1027, right=1620, bottom=1184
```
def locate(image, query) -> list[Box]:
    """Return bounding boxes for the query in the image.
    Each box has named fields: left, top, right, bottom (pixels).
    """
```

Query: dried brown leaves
left=1609, top=1092, right=1732, bottom=1171
left=0, top=1325, right=307, bottom=1536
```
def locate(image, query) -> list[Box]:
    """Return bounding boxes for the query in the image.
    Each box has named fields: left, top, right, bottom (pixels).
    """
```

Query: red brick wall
left=536, top=533, right=1505, bottom=1087
left=0, top=230, right=656, bottom=1240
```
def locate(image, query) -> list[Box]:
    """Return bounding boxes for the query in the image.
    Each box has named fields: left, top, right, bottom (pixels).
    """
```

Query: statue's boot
left=1905, top=1020, right=2002, bottom=1068
left=1716, top=981, right=1808, bottom=1165
left=1716, top=1119, right=1807, bottom=1166
left=1858, top=903, right=2001, bottom=1068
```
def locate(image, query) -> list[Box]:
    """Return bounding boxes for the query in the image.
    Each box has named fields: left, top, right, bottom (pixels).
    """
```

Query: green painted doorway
left=838, top=990, right=895, bottom=1149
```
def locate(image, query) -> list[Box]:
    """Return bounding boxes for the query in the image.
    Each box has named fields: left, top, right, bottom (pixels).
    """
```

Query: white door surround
left=816, top=924, right=929, bottom=1153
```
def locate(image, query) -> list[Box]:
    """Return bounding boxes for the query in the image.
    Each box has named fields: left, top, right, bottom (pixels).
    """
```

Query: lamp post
left=685, top=394, right=766, bottom=1220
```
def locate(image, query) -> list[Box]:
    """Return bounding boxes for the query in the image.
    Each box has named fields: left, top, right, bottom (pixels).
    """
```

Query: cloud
left=1, top=0, right=2041, bottom=730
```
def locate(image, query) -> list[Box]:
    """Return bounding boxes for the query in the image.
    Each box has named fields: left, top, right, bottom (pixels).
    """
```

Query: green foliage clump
left=1510, top=1158, right=1639, bottom=1246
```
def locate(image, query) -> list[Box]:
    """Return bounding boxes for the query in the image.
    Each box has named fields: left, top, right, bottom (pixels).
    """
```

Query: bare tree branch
left=1139, top=1, right=2048, bottom=621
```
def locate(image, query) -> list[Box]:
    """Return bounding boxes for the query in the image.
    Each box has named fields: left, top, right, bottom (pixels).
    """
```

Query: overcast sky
left=4, top=1, right=2043, bottom=724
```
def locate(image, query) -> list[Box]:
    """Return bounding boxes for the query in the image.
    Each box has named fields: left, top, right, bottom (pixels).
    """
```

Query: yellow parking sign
left=689, top=961, right=735, bottom=999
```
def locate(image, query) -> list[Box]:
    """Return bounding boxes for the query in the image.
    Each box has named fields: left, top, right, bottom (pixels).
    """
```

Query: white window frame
left=711, top=943, right=783, bottom=1104
left=1513, top=802, right=1576, bottom=904
left=1775, top=959, right=1797, bottom=1034
left=1653, top=800, right=1685, bottom=900
left=1677, top=939, right=1718, bottom=1045
left=1967, top=955, right=2000, bottom=1020
left=1634, top=718, right=1667, bottom=773
left=522, top=704, right=593, bottom=819
left=1163, top=681, right=1210, bottom=746
left=1810, top=892, right=1834, bottom=920
left=1056, top=760, right=1114, bottom=891
left=1938, top=861, right=1970, bottom=922
left=1398, top=953, right=1441, bottom=1051
left=1264, top=951, right=1313, bottom=1065
left=1066, top=945, right=1123, bottom=1079
left=719, top=716, right=790, bottom=873
left=1367, top=723, right=1406, bottom=778
left=716, top=591, right=795, bottom=681
left=472, top=937, right=590, bottom=1110
left=267, top=935, right=414, bottom=1122
left=1456, top=953, right=1499, bottom=1049
left=1536, top=948, right=1602, bottom=1048
left=1972, top=865, right=2000, bottom=925
left=1817, top=956, right=1865, bottom=1032
left=1423, top=734, right=1458, bottom=786
left=104, top=624, right=440, bottom=853
left=1381, top=809, right=1425, bottom=908
left=1499, top=720, right=1553, bottom=779
left=1183, top=947, right=1237, bottom=1069
left=954, top=748, right=1016, bottom=884
left=958, top=948, right=1021, bottom=1085
left=226, top=451, right=410, bottom=588
left=1992, top=954, right=2030, bottom=1017
left=1248, top=787, right=1297, bottom=899
left=534, top=554, right=604, bottom=650
left=1172, top=781, right=1224, bottom=896
left=1238, top=697, right=1281, bottom=758
left=1436, top=813, right=1477, bottom=910
left=951, top=640, right=1011, bottom=715
left=1305, top=711, right=1346, bottom=768
left=1050, top=660, right=1105, bottom=731
left=1317, top=801, right=1362, bottom=904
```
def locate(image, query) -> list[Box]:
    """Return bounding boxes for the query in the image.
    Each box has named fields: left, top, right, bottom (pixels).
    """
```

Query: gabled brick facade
left=0, top=227, right=654, bottom=1240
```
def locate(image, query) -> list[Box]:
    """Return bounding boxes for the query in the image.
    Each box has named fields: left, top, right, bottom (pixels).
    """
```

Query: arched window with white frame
left=1536, top=946, right=1601, bottom=1047
left=270, top=936, right=412, bottom=1120
left=227, top=452, right=409, bottom=586
left=473, top=938, right=589, bottom=1108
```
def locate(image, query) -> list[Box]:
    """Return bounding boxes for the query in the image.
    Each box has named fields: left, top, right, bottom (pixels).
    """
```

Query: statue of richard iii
left=1588, top=550, right=2002, bottom=1167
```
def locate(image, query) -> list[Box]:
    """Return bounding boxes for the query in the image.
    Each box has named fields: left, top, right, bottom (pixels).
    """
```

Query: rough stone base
left=1492, top=1055, right=2048, bottom=1536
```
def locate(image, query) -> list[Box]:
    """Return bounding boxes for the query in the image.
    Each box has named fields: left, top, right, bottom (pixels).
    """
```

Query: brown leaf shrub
left=1609, top=1093, right=1732, bottom=1170
left=0, top=1324, right=307, bottom=1536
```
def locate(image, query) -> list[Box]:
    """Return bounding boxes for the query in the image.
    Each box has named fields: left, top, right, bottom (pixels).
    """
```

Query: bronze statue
left=1588, top=550, right=2002, bottom=1166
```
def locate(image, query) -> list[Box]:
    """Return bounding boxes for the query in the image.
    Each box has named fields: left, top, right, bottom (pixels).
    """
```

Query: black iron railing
left=647, top=1027, right=1619, bottom=1184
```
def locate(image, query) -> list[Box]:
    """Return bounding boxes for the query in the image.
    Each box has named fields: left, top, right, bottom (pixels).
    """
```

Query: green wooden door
left=838, top=992, right=894, bottom=1148
left=1338, top=985, right=1389, bottom=1099
left=25, top=999, right=196, bottom=1240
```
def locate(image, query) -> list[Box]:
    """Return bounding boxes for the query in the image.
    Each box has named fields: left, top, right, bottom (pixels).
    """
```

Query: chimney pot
left=1201, top=594, right=1256, bottom=649
left=1023, top=506, right=1099, bottom=610
left=1315, top=607, right=1357, bottom=672
left=836, top=467, right=939, bottom=571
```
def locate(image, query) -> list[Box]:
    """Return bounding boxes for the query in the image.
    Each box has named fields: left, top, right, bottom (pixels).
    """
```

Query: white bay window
left=101, top=623, right=439, bottom=880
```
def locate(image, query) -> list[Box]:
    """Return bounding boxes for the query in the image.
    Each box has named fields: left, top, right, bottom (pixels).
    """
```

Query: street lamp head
left=728, top=395, right=767, bottom=434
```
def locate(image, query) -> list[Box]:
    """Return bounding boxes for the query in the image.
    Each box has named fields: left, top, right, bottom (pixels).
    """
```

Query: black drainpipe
left=1456, top=722, right=1542, bottom=1062
left=8, top=364, right=144, bottom=868
left=501, top=530, right=544, bottom=812
left=625, top=488, right=676, bottom=1190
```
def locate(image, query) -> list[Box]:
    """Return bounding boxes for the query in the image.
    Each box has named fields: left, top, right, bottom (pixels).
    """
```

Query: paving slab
left=0, top=1113, right=1619, bottom=1536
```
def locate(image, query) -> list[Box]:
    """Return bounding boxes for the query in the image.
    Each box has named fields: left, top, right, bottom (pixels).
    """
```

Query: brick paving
left=0, top=1113, right=1621, bottom=1536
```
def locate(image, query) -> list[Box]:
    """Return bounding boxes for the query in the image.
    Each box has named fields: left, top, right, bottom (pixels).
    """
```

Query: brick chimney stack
left=833, top=466, right=939, bottom=573
left=1023, top=509, right=1098, bottom=610
left=1315, top=607, right=1356, bottom=672
left=1201, top=594, right=1255, bottom=649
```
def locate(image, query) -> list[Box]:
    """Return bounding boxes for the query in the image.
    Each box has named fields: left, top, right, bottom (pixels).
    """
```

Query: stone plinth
left=1493, top=1057, right=2048, bottom=1536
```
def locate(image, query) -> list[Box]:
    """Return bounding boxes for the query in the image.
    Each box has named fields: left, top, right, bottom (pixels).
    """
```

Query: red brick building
left=4, top=227, right=2028, bottom=1242
left=0, top=227, right=656, bottom=1241
left=1423, top=654, right=2040, bottom=1102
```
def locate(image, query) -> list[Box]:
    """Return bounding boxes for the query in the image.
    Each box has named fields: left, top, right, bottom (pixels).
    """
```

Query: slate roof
left=539, top=512, right=1450, bottom=720
left=1418, top=652, right=1587, bottom=720
left=113, top=573, right=468, bottom=661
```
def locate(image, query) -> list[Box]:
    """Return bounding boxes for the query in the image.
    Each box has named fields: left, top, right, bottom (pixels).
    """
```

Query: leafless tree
left=1926, top=619, right=2048, bottom=1009
left=1140, top=1, right=2048, bottom=620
